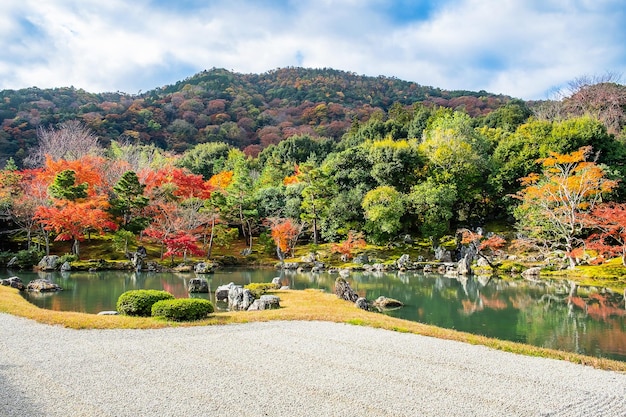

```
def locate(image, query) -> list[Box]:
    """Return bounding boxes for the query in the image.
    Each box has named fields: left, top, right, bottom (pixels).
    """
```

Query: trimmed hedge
left=116, top=290, right=174, bottom=316
left=151, top=298, right=214, bottom=321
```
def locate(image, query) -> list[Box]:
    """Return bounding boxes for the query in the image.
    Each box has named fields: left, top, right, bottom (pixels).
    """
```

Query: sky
left=0, top=0, right=624, bottom=100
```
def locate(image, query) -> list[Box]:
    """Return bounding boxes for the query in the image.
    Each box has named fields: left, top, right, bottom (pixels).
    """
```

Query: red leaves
left=163, top=232, right=204, bottom=259
left=331, top=231, right=366, bottom=258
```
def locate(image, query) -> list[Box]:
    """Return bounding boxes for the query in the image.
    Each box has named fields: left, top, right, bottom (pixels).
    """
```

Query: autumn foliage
left=269, top=218, right=301, bottom=258
left=331, top=231, right=367, bottom=259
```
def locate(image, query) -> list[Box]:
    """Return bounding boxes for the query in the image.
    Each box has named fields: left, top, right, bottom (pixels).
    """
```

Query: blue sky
left=1, top=0, right=624, bottom=99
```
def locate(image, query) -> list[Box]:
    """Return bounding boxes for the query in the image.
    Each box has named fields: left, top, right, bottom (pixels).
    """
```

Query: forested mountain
left=0, top=67, right=513, bottom=167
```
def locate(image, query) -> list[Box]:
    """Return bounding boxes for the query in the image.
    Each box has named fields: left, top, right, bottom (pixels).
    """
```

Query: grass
left=542, top=257, right=626, bottom=291
left=2, top=284, right=625, bottom=373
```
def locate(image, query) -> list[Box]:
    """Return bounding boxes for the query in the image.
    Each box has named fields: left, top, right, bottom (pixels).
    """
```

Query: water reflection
left=8, top=268, right=626, bottom=362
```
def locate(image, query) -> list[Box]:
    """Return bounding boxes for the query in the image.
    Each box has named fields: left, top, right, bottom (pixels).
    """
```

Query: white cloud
left=0, top=0, right=623, bottom=99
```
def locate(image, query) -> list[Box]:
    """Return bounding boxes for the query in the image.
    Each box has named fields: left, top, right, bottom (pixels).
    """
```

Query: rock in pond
left=372, top=296, right=403, bottom=309
left=27, top=279, right=62, bottom=292
left=188, top=277, right=209, bottom=293
left=215, top=282, right=236, bottom=301
left=194, top=262, right=215, bottom=274
left=38, top=255, right=60, bottom=271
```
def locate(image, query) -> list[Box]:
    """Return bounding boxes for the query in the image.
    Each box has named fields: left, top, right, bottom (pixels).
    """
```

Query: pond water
left=9, top=268, right=626, bottom=362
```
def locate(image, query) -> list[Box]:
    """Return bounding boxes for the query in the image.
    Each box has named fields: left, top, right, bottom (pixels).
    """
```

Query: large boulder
left=38, top=256, right=60, bottom=271
left=248, top=295, right=281, bottom=311
left=354, top=254, right=369, bottom=265
left=194, top=262, right=215, bottom=274
left=396, top=254, right=411, bottom=269
left=188, top=278, right=209, bottom=293
left=60, top=262, right=71, bottom=272
left=457, top=253, right=473, bottom=276
left=334, top=277, right=358, bottom=302
left=27, top=279, right=62, bottom=292
left=215, top=282, right=236, bottom=301
left=522, top=267, right=542, bottom=278
left=372, top=296, right=404, bottom=309
left=227, top=286, right=255, bottom=311
left=271, top=277, right=282, bottom=289
left=1, top=276, right=25, bottom=291
left=355, top=297, right=371, bottom=311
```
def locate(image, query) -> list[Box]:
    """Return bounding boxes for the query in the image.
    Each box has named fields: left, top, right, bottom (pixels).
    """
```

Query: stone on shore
left=1, top=276, right=25, bottom=291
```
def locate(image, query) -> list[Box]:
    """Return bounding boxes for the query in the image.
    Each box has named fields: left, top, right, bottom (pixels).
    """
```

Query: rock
left=60, top=262, right=71, bottom=272
left=97, top=311, right=119, bottom=315
left=355, top=297, right=370, bottom=311
left=340, top=254, right=350, bottom=262
left=334, top=277, right=358, bottom=302
left=248, top=295, right=281, bottom=311
left=354, top=254, right=369, bottom=264
left=434, top=247, right=452, bottom=262
left=457, top=253, right=473, bottom=276
left=339, top=269, right=350, bottom=278
left=188, top=277, right=209, bottom=293
left=476, top=257, right=490, bottom=267
left=6, top=257, right=18, bottom=268
left=173, top=264, right=193, bottom=273
left=372, top=296, right=403, bottom=309
left=194, top=262, right=215, bottom=274
left=38, top=255, right=60, bottom=271
left=228, top=286, right=255, bottom=311
left=402, top=234, right=413, bottom=244
left=371, top=263, right=385, bottom=271
left=26, top=279, right=62, bottom=292
left=129, top=246, right=147, bottom=271
left=396, top=254, right=411, bottom=269
left=271, top=277, right=282, bottom=289
left=1, top=276, right=25, bottom=291
left=301, top=252, right=316, bottom=263
left=215, top=282, right=236, bottom=301
left=279, top=286, right=290, bottom=290
left=423, top=264, right=433, bottom=273
left=522, top=267, right=542, bottom=278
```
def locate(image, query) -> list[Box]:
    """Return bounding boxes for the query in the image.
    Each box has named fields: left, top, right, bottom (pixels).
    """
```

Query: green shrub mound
left=151, top=298, right=214, bottom=321
left=244, top=282, right=277, bottom=298
left=116, top=290, right=174, bottom=316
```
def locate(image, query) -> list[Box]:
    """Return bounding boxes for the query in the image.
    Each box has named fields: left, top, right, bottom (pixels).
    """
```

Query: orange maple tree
left=514, top=146, right=617, bottom=268
left=268, top=218, right=302, bottom=260
left=331, top=231, right=366, bottom=259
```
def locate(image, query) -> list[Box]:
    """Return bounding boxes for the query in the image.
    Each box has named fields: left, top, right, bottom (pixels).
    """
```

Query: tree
left=268, top=218, right=303, bottom=261
left=514, top=146, right=617, bottom=268
left=48, top=170, right=88, bottom=201
left=361, top=186, right=406, bottom=244
left=163, top=231, right=204, bottom=264
left=409, top=179, right=457, bottom=242
left=584, top=203, right=626, bottom=266
left=331, top=231, right=366, bottom=260
left=26, top=120, right=102, bottom=167
left=459, top=229, right=506, bottom=269
left=35, top=197, right=117, bottom=257
left=110, top=171, right=149, bottom=234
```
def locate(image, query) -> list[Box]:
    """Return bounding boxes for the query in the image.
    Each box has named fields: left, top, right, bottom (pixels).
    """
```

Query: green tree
left=110, top=171, right=149, bottom=234
left=48, top=170, right=88, bottom=201
left=362, top=185, right=406, bottom=244
left=176, top=142, right=233, bottom=180
left=409, top=179, right=457, bottom=241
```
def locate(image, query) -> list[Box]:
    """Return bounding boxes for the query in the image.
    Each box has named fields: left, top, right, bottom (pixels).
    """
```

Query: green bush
left=58, top=253, right=78, bottom=264
left=151, top=298, right=214, bottom=321
left=116, top=290, right=174, bottom=316
left=245, top=282, right=277, bottom=298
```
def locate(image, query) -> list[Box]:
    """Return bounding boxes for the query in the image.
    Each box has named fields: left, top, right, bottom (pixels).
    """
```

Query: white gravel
left=0, top=313, right=625, bottom=417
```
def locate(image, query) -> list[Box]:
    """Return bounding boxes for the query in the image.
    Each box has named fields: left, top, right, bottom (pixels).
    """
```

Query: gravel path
left=0, top=313, right=624, bottom=417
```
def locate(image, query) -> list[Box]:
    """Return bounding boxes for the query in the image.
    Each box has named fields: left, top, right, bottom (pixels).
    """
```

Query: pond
left=9, top=268, right=626, bottom=362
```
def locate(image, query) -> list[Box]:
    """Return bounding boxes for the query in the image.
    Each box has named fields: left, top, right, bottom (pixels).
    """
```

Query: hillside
left=0, top=67, right=512, bottom=166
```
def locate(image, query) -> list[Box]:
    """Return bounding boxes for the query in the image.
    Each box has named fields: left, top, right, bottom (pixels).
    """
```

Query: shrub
left=245, top=282, right=277, bottom=298
left=58, top=253, right=78, bottom=264
left=151, top=298, right=214, bottom=321
left=116, top=290, right=174, bottom=316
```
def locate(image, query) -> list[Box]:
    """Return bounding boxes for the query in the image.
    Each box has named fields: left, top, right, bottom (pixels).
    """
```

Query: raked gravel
left=0, top=313, right=625, bottom=417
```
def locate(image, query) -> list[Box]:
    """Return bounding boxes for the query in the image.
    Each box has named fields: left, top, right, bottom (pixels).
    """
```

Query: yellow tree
left=514, top=146, right=616, bottom=268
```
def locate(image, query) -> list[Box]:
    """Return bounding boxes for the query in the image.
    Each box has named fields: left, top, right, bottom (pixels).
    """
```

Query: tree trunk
left=207, top=217, right=215, bottom=259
